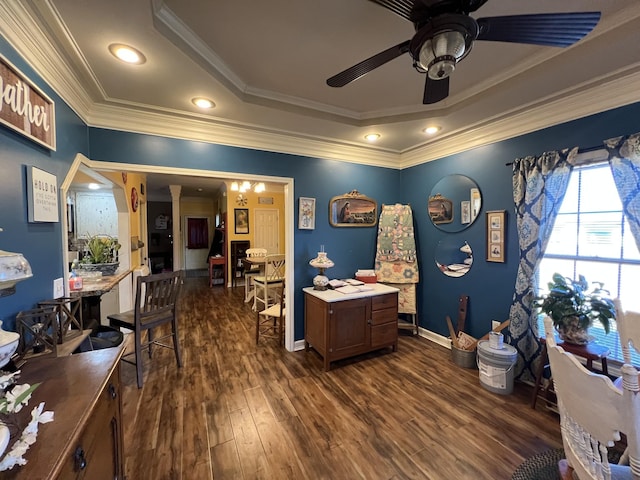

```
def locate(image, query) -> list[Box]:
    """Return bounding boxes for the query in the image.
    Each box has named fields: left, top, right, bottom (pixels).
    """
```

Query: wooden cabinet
left=304, top=284, right=399, bottom=371
left=5, top=344, right=125, bottom=479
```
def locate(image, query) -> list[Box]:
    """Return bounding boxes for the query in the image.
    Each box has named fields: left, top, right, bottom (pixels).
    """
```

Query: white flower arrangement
left=0, top=371, right=54, bottom=471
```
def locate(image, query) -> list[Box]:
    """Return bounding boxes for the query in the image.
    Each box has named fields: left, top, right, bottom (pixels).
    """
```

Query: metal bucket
left=451, top=344, right=477, bottom=369
left=477, top=340, right=518, bottom=395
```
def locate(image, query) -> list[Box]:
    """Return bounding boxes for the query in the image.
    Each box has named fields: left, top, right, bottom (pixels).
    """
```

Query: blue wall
left=401, top=103, right=640, bottom=339
left=0, top=38, right=89, bottom=330
left=88, top=129, right=402, bottom=339
left=3, top=33, right=640, bottom=344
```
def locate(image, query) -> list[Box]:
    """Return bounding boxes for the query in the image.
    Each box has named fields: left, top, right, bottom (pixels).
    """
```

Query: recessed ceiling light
left=364, top=133, right=380, bottom=142
left=108, top=43, right=146, bottom=65
left=88, top=183, right=100, bottom=190
left=192, top=97, right=216, bottom=109
left=423, top=126, right=441, bottom=135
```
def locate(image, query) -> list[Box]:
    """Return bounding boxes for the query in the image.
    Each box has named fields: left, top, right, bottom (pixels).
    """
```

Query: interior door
left=254, top=208, right=280, bottom=253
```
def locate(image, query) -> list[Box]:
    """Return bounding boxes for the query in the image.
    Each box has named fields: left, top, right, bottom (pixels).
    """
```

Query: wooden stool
left=531, top=336, right=610, bottom=409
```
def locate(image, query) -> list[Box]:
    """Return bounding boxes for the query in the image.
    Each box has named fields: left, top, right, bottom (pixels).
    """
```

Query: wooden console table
left=4, top=343, right=126, bottom=479
left=304, top=284, right=399, bottom=371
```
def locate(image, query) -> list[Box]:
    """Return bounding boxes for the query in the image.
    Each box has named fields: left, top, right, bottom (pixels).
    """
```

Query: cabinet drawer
left=58, top=372, right=121, bottom=479
left=371, top=293, right=397, bottom=311
left=371, top=322, right=397, bottom=348
left=371, top=307, right=397, bottom=326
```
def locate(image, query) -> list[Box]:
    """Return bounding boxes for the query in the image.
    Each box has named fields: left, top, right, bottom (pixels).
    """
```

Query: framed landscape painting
left=329, top=190, right=377, bottom=227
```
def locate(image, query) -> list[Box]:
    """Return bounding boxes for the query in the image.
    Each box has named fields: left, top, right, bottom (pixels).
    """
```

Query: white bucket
left=477, top=340, right=518, bottom=395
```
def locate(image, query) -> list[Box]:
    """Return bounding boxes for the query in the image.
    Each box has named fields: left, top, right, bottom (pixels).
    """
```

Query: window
left=537, top=161, right=640, bottom=364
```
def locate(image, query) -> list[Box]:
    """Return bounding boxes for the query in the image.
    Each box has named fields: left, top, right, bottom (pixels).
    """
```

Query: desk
left=531, top=336, right=610, bottom=409
left=209, top=255, right=227, bottom=288
left=304, top=284, right=399, bottom=371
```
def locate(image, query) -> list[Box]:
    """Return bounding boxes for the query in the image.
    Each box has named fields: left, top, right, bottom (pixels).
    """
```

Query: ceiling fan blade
left=476, top=12, right=601, bottom=47
left=367, top=0, right=415, bottom=21
left=423, top=76, right=449, bottom=104
left=327, top=40, right=410, bottom=87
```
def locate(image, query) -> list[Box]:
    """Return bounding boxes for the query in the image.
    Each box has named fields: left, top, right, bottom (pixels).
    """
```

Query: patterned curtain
left=508, top=148, right=578, bottom=382
left=604, top=133, right=640, bottom=251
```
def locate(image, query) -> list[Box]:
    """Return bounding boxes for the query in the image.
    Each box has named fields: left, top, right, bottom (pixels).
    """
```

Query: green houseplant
left=78, top=234, right=121, bottom=276
left=533, top=272, right=616, bottom=344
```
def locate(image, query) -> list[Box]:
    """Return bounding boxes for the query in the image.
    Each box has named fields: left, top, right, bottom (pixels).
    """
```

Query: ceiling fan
left=326, top=0, right=601, bottom=104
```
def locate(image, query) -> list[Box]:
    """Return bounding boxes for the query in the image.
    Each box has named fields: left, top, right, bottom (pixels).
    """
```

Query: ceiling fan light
left=418, top=30, right=466, bottom=80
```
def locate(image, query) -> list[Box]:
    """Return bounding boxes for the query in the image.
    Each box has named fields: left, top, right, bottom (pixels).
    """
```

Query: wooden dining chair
left=107, top=270, right=184, bottom=388
left=253, top=254, right=285, bottom=312
left=544, top=315, right=640, bottom=479
left=244, top=247, right=267, bottom=303
left=256, top=280, right=285, bottom=346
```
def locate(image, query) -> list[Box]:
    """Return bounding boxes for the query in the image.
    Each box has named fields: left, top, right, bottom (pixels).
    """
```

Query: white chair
left=244, top=248, right=267, bottom=303
left=256, top=280, right=285, bottom=345
left=544, top=315, right=640, bottom=479
left=253, top=254, right=285, bottom=312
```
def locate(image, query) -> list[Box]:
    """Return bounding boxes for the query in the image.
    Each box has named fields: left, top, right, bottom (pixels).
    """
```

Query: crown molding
left=87, top=103, right=401, bottom=168
left=400, top=66, right=640, bottom=168
left=3, top=1, right=640, bottom=172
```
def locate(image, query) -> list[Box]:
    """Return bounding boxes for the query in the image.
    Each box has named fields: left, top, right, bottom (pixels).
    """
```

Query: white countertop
left=303, top=283, right=399, bottom=303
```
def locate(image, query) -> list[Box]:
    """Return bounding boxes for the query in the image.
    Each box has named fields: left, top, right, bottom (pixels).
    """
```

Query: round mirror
left=428, top=175, right=481, bottom=232
left=435, top=239, right=473, bottom=277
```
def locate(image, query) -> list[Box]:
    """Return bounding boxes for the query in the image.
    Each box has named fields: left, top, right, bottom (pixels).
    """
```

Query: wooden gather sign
left=0, top=53, right=56, bottom=150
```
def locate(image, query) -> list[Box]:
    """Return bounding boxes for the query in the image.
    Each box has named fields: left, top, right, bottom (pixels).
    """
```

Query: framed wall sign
left=298, top=197, right=316, bottom=230
left=235, top=208, right=249, bottom=234
left=329, top=190, right=377, bottom=227
left=0, top=53, right=56, bottom=150
left=27, top=166, right=59, bottom=222
left=486, top=210, right=506, bottom=263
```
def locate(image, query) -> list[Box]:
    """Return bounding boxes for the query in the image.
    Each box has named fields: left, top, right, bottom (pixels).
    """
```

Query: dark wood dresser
left=304, top=284, right=399, bottom=371
left=2, top=343, right=125, bottom=479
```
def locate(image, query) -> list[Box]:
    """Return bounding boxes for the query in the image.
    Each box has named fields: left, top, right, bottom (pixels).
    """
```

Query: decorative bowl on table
left=0, top=322, right=19, bottom=369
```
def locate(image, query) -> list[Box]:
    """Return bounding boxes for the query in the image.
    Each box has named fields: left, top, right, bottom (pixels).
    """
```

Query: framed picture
left=234, top=208, right=249, bottom=234
left=329, top=190, right=377, bottom=227
left=27, top=166, right=59, bottom=223
left=428, top=193, right=453, bottom=225
left=461, top=200, right=471, bottom=224
left=298, top=197, right=316, bottom=230
left=486, top=210, right=506, bottom=263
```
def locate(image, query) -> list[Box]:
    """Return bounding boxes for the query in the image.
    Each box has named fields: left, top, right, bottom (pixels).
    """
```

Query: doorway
left=61, top=160, right=296, bottom=352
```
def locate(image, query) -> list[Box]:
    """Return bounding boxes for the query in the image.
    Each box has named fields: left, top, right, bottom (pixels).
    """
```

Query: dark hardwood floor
left=119, top=277, right=562, bottom=479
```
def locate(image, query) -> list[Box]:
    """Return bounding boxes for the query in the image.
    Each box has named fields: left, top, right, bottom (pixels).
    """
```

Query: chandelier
left=230, top=181, right=266, bottom=194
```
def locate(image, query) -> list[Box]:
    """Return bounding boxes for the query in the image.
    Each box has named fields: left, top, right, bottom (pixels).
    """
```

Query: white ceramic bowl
left=0, top=326, right=19, bottom=369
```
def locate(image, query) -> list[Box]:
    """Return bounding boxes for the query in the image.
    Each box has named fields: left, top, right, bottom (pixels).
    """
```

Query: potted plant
left=77, top=234, right=121, bottom=276
left=533, top=272, right=616, bottom=344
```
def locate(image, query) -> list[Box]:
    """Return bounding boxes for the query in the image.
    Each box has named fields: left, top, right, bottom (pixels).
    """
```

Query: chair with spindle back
left=545, top=311, right=640, bottom=480
left=108, top=270, right=183, bottom=388
left=256, top=279, right=285, bottom=346
left=253, top=254, right=285, bottom=312
left=244, top=248, right=267, bottom=303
